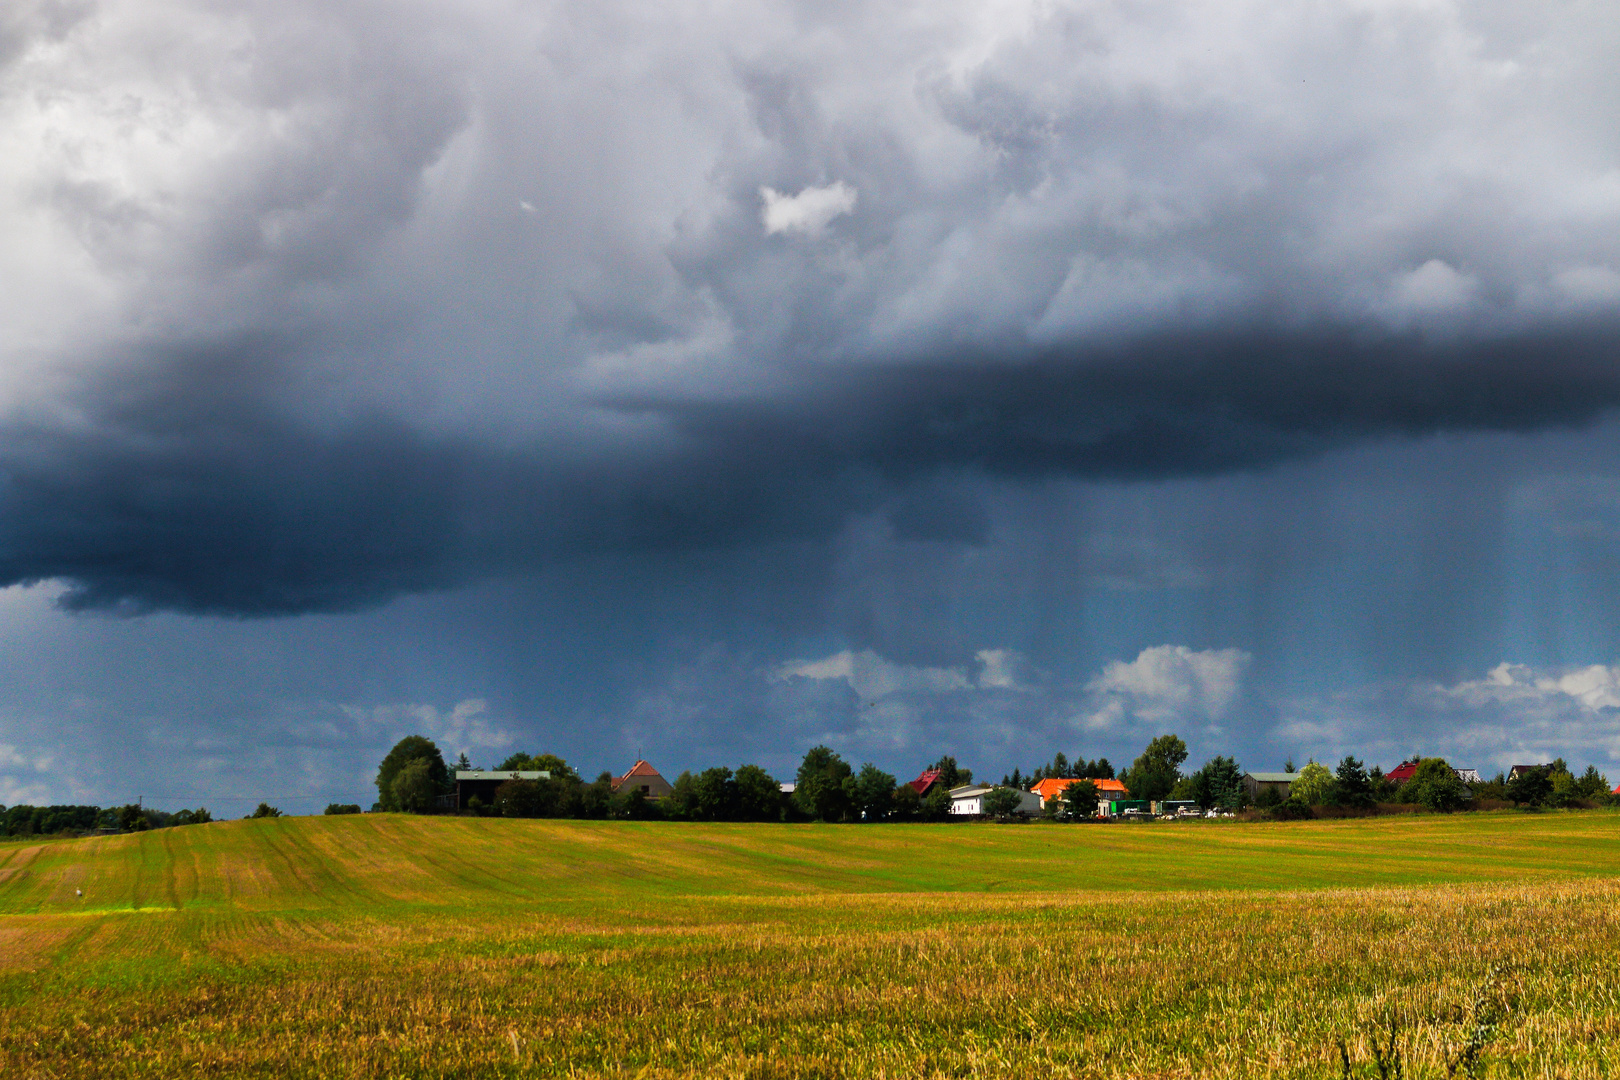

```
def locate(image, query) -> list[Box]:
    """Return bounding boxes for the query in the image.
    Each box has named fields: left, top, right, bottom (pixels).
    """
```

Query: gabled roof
left=1246, top=771, right=1296, bottom=784
left=1028, top=777, right=1127, bottom=798
left=948, top=783, right=993, bottom=797
left=611, top=760, right=669, bottom=791
left=1387, top=762, right=1419, bottom=783
left=1028, top=777, right=1078, bottom=798
left=908, top=768, right=943, bottom=794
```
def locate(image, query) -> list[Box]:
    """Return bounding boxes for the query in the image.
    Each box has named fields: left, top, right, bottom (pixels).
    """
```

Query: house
left=455, top=769, right=550, bottom=809
left=1092, top=778, right=1128, bottom=803
left=1509, top=764, right=1552, bottom=781
left=1027, top=776, right=1125, bottom=814
left=908, top=768, right=945, bottom=796
left=1028, top=777, right=1080, bottom=808
left=947, top=783, right=1041, bottom=817
left=1390, top=760, right=1481, bottom=785
left=1386, top=761, right=1419, bottom=785
left=1241, top=772, right=1296, bottom=801
left=779, top=782, right=797, bottom=795
left=611, top=760, right=674, bottom=800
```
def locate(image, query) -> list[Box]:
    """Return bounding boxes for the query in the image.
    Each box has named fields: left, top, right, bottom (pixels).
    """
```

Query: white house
left=947, top=784, right=1042, bottom=817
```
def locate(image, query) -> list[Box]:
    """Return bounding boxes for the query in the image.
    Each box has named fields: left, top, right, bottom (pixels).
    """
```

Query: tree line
left=0, top=802, right=213, bottom=838
left=371, top=732, right=1615, bottom=824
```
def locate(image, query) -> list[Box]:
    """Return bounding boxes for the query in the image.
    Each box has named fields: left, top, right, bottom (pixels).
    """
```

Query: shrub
left=1270, top=796, right=1312, bottom=820
left=982, top=786, right=1026, bottom=819
left=1290, top=761, right=1335, bottom=805
left=1507, top=767, right=1552, bottom=807
left=323, top=803, right=362, bottom=815
left=248, top=803, right=282, bottom=819
left=493, top=779, right=552, bottom=818
left=1403, top=758, right=1471, bottom=812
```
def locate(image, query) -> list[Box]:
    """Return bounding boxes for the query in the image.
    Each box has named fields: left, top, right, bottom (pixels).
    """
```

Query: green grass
left=2, top=812, right=1618, bottom=1077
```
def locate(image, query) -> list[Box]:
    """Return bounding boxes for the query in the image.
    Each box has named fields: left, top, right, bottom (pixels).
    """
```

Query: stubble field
left=1, top=812, right=1617, bottom=1078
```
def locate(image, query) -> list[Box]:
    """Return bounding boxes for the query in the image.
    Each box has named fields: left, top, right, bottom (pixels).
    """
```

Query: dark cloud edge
left=1, top=322, right=1616, bottom=616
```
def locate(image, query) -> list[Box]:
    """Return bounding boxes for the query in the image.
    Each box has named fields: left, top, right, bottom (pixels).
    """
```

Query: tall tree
left=376, top=736, right=448, bottom=812
left=927, top=755, right=973, bottom=789
left=1188, top=756, right=1245, bottom=810
left=1331, top=756, right=1374, bottom=809
left=853, top=763, right=898, bottom=822
left=495, top=752, right=580, bottom=783
left=1122, top=735, right=1188, bottom=802
left=733, top=764, right=784, bottom=821
left=1076, top=758, right=1114, bottom=779
left=795, top=746, right=855, bottom=822
left=1062, top=778, right=1099, bottom=819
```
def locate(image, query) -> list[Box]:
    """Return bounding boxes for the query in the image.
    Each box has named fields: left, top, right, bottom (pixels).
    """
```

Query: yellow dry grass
left=1, top=812, right=1617, bottom=1078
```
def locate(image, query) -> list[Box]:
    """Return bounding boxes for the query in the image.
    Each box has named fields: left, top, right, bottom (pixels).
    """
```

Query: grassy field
left=1, top=811, right=1618, bottom=1078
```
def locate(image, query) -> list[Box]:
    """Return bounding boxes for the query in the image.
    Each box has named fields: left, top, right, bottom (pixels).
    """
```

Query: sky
left=4, top=0, right=1620, bottom=814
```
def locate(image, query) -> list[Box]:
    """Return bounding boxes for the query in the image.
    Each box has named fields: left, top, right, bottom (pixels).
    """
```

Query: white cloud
left=1273, top=661, right=1620, bottom=774
left=355, top=698, right=515, bottom=761
left=777, top=648, right=971, bottom=699
left=760, top=182, right=858, bottom=236
left=1077, top=645, right=1250, bottom=731
left=1443, top=662, right=1620, bottom=714
left=975, top=647, right=1029, bottom=690
left=1374, top=259, right=1481, bottom=328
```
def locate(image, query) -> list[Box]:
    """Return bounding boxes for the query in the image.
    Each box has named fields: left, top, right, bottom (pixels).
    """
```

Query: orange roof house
left=610, top=760, right=674, bottom=800
left=1029, top=776, right=1127, bottom=807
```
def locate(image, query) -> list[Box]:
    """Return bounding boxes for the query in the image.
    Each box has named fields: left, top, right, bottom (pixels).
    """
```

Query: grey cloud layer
left=4, top=0, right=1620, bottom=613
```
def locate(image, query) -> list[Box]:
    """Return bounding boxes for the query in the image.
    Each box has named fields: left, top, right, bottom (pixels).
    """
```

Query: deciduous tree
left=853, top=763, right=898, bottom=822
left=1123, top=735, right=1188, bottom=802
left=376, top=736, right=448, bottom=811
left=795, top=746, right=855, bottom=822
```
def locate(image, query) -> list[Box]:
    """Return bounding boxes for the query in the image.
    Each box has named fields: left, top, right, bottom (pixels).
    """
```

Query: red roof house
left=610, top=760, right=674, bottom=800
left=908, top=768, right=944, bottom=795
left=1386, top=761, right=1419, bottom=785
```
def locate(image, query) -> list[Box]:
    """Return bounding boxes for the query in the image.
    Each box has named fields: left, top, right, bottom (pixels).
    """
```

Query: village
left=438, top=740, right=1617, bottom=824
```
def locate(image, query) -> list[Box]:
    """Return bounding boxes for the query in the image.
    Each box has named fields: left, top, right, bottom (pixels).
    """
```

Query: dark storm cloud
left=5, top=0, right=1620, bottom=615
left=2, top=323, right=1617, bottom=615
left=628, top=327, right=1620, bottom=482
